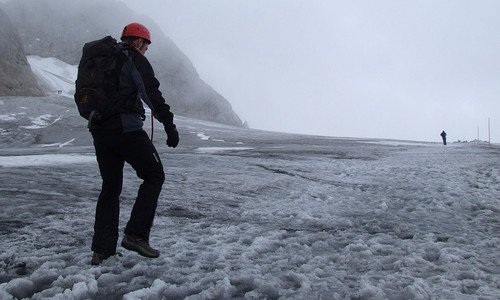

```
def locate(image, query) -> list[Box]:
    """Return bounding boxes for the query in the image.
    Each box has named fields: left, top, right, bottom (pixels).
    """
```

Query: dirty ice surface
left=1, top=115, right=499, bottom=299
left=0, top=56, right=499, bottom=299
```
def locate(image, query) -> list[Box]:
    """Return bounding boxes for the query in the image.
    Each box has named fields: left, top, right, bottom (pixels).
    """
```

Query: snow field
left=27, top=56, right=77, bottom=98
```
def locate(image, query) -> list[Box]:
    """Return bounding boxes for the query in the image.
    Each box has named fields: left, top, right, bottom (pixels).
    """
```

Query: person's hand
left=165, top=125, right=179, bottom=148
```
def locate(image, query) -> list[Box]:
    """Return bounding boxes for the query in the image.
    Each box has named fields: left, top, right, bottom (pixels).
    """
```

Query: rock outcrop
left=0, top=7, right=44, bottom=97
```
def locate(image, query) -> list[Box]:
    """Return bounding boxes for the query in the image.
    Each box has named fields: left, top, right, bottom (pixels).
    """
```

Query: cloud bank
left=125, top=1, right=500, bottom=142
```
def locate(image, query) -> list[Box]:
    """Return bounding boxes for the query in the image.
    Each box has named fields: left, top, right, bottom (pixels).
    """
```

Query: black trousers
left=91, top=130, right=165, bottom=255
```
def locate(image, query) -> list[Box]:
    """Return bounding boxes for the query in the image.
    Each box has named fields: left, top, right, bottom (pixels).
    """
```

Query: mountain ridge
left=0, top=0, right=244, bottom=127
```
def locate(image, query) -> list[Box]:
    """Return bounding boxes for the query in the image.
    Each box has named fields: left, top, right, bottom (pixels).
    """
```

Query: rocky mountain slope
left=1, top=0, right=243, bottom=127
left=0, top=8, right=44, bottom=97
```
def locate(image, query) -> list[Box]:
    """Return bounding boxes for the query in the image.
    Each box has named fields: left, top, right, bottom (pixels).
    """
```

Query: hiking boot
left=91, top=252, right=111, bottom=265
left=121, top=234, right=160, bottom=258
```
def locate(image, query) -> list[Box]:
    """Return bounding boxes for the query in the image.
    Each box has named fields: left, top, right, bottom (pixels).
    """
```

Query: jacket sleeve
left=131, top=52, right=175, bottom=127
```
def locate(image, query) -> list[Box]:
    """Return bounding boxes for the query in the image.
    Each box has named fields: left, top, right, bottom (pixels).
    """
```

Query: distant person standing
left=440, top=131, right=447, bottom=145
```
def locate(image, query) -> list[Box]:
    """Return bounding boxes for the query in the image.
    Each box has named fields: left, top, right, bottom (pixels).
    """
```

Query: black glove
left=165, top=124, right=179, bottom=148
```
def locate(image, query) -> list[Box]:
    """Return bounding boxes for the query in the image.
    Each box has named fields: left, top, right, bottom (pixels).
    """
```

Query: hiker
left=87, top=23, right=179, bottom=265
left=440, top=130, right=447, bottom=145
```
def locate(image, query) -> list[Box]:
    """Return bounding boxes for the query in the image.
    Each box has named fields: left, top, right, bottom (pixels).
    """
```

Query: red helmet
left=121, top=23, right=151, bottom=44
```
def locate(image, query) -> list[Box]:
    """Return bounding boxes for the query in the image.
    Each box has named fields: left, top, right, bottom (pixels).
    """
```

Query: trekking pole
left=150, top=115, right=154, bottom=142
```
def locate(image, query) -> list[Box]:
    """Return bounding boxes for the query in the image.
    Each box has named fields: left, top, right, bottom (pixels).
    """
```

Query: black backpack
left=74, top=36, right=125, bottom=124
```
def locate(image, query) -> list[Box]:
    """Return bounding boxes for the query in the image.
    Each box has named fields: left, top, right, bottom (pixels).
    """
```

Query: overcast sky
left=122, top=0, right=500, bottom=143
